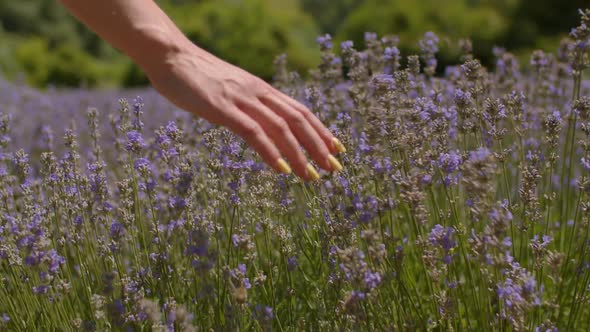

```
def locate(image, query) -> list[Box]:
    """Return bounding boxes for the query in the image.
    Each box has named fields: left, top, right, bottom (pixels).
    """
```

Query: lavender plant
left=1, top=9, right=590, bottom=332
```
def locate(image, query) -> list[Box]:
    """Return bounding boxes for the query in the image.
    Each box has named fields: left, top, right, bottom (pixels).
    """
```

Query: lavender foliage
left=1, top=9, right=590, bottom=331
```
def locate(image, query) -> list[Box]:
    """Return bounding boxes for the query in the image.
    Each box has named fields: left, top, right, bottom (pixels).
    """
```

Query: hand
left=143, top=43, right=345, bottom=181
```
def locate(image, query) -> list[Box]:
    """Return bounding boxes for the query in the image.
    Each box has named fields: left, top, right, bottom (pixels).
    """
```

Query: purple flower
left=11, top=151, right=28, bottom=165
left=454, top=89, right=472, bottom=107
left=531, top=234, right=552, bottom=251
left=363, top=271, right=382, bottom=289
left=263, top=306, right=274, bottom=319
left=384, top=46, right=399, bottom=60
left=229, top=193, right=240, bottom=204
left=165, top=121, right=181, bottom=139
left=551, top=110, right=562, bottom=123
left=124, top=279, right=139, bottom=295
left=24, top=254, right=39, bottom=267
left=169, top=196, right=187, bottom=210
left=132, top=96, right=144, bottom=131
left=497, top=278, right=523, bottom=308
left=429, top=224, right=457, bottom=264
left=125, top=130, right=146, bottom=152
left=254, top=305, right=274, bottom=321
left=468, top=147, right=492, bottom=163
left=231, top=234, right=240, bottom=248
left=419, top=31, right=440, bottom=54
left=438, top=150, right=462, bottom=174
left=134, top=157, right=151, bottom=172
left=287, top=256, right=298, bottom=271
left=316, top=34, right=332, bottom=50
left=341, top=40, right=354, bottom=51
left=47, top=250, right=65, bottom=274
left=351, top=290, right=366, bottom=300
left=489, top=206, right=513, bottom=223
left=243, top=278, right=252, bottom=289
left=364, top=32, right=377, bottom=42
left=429, top=225, right=456, bottom=251
left=110, top=220, right=125, bottom=239
left=32, top=285, right=49, bottom=295
left=370, top=74, right=395, bottom=90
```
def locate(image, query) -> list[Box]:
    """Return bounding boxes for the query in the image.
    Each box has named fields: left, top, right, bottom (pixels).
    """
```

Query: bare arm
left=58, top=0, right=193, bottom=70
left=59, top=0, right=345, bottom=181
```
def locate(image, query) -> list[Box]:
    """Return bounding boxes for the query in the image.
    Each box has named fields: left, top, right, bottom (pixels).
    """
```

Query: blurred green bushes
left=0, top=0, right=584, bottom=88
left=161, top=0, right=320, bottom=81
left=0, top=0, right=320, bottom=88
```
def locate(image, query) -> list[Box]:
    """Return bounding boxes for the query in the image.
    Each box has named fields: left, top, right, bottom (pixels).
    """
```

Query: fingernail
left=276, top=158, right=292, bottom=174
left=327, top=154, right=343, bottom=172
left=306, top=163, right=320, bottom=181
left=333, top=137, right=346, bottom=153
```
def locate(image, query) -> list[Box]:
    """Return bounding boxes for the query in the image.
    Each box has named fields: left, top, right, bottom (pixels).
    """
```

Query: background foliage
left=0, top=0, right=584, bottom=88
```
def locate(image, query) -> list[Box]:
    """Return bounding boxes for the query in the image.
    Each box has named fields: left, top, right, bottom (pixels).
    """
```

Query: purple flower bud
left=134, top=157, right=151, bottom=172
left=110, top=220, right=125, bottom=239
left=364, top=32, right=377, bottom=42
left=468, top=147, right=492, bottom=163
left=384, top=46, right=399, bottom=60
left=47, top=249, right=65, bottom=274
left=429, top=224, right=457, bottom=252
left=287, top=256, right=298, bottom=271
left=438, top=150, right=462, bottom=174
left=364, top=271, right=382, bottom=289
left=341, top=40, right=354, bottom=51
left=351, top=290, right=366, bottom=300
left=132, top=96, right=144, bottom=131
left=316, top=34, right=332, bottom=50
left=165, top=121, right=181, bottom=139
left=243, top=278, right=251, bottom=289
left=126, top=131, right=146, bottom=152
left=32, top=285, right=49, bottom=295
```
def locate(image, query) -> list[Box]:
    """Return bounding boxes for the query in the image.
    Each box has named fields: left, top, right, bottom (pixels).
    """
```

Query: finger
left=259, top=93, right=340, bottom=173
left=221, top=105, right=291, bottom=175
left=238, top=99, right=318, bottom=181
left=273, top=90, right=346, bottom=154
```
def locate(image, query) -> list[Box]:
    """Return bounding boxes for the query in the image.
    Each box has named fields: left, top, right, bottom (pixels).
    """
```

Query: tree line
left=0, top=0, right=584, bottom=88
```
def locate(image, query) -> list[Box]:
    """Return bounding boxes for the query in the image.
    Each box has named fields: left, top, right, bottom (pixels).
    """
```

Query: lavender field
left=1, top=9, right=590, bottom=332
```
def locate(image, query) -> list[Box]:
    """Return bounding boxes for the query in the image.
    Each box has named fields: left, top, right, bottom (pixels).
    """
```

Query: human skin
left=58, top=0, right=346, bottom=181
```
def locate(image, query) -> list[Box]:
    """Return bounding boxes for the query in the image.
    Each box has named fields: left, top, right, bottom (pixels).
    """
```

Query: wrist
left=128, top=23, right=194, bottom=72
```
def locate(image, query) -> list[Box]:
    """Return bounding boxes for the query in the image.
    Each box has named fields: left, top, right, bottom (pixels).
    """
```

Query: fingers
left=222, top=105, right=291, bottom=175
left=271, top=90, right=346, bottom=154
left=238, top=100, right=319, bottom=181
left=259, top=94, right=339, bottom=172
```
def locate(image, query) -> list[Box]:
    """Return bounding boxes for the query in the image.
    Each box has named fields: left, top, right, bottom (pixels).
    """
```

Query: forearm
left=58, top=0, right=204, bottom=71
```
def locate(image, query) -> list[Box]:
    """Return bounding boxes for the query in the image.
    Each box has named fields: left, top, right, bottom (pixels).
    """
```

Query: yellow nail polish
left=276, top=158, right=292, bottom=174
left=333, top=137, right=346, bottom=153
left=306, top=163, right=320, bottom=181
left=327, top=155, right=343, bottom=172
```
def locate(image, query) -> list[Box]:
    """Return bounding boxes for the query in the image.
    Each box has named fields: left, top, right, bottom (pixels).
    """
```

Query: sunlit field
left=0, top=9, right=589, bottom=332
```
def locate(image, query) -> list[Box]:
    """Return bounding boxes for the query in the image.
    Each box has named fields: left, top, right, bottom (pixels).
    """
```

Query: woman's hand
left=144, top=43, right=345, bottom=181
left=59, top=0, right=345, bottom=181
